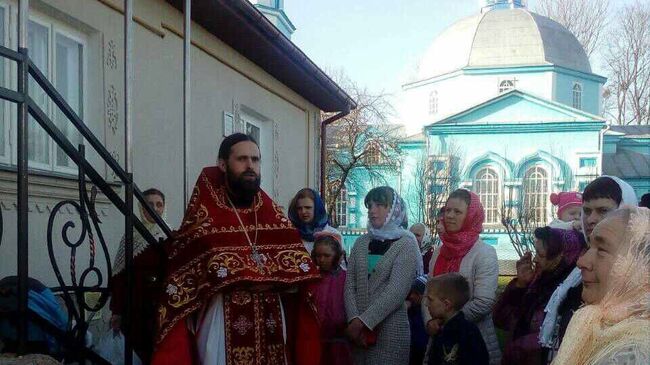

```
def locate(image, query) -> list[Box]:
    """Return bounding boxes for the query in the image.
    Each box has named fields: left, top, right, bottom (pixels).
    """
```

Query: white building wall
left=0, top=0, right=322, bottom=287
left=400, top=70, right=553, bottom=133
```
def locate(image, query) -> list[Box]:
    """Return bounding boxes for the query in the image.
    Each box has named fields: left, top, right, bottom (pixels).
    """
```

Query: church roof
left=165, top=0, right=355, bottom=112
left=603, top=150, right=650, bottom=179
left=417, top=8, right=591, bottom=81
left=400, top=132, right=426, bottom=143
left=605, top=125, right=650, bottom=139
left=427, top=89, right=605, bottom=127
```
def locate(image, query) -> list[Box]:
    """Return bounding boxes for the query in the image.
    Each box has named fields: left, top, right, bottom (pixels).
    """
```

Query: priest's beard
left=225, top=164, right=261, bottom=205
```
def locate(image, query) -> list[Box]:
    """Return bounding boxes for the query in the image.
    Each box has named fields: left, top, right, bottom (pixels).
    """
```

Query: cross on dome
left=479, top=0, right=526, bottom=12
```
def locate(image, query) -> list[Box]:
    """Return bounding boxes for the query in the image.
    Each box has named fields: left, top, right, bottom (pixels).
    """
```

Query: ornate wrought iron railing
left=0, top=43, right=171, bottom=364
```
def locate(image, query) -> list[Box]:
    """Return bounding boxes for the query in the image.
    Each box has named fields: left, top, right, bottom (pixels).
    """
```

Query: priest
left=152, top=133, right=321, bottom=365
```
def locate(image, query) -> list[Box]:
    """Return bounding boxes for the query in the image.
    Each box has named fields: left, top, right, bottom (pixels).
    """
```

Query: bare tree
left=410, top=141, right=464, bottom=250
left=499, top=184, right=541, bottom=258
left=535, top=0, right=609, bottom=57
left=602, top=1, right=650, bottom=125
left=323, top=74, right=402, bottom=226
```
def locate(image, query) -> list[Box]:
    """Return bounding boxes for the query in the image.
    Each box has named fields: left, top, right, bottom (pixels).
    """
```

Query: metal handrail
left=0, top=39, right=169, bottom=364
left=26, top=53, right=172, bottom=237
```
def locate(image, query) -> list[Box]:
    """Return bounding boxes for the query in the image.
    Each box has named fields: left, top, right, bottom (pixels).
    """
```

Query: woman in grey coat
left=344, top=186, right=421, bottom=365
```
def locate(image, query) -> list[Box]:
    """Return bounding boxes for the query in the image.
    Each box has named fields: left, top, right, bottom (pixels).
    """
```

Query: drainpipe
left=320, top=106, right=351, bottom=198
left=599, top=123, right=610, bottom=176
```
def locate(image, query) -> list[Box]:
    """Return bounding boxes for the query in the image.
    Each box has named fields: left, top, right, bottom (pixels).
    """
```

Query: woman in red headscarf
left=422, top=189, right=502, bottom=365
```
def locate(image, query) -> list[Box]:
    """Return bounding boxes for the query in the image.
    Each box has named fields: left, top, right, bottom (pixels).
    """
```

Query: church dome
left=417, top=8, right=591, bottom=80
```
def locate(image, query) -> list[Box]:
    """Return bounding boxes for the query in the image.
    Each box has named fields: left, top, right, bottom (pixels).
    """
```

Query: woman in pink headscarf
left=423, top=189, right=501, bottom=365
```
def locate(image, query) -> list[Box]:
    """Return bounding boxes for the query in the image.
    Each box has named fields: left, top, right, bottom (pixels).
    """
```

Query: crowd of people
left=106, top=133, right=650, bottom=365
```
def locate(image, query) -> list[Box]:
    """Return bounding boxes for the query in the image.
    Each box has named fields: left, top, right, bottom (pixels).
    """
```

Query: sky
left=283, top=0, right=632, bottom=98
left=284, top=0, right=538, bottom=96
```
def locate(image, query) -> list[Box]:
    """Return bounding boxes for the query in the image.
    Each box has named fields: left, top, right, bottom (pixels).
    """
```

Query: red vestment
left=151, top=167, right=321, bottom=365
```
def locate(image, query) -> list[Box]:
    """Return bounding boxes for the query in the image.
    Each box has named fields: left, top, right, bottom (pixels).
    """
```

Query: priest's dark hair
left=218, top=133, right=259, bottom=161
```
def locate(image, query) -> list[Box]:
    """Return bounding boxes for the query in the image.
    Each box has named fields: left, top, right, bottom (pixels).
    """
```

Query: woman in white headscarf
left=343, top=186, right=421, bottom=365
left=112, top=188, right=168, bottom=275
left=109, top=188, right=168, bottom=363
left=539, top=176, right=637, bottom=363
left=552, top=206, right=650, bottom=365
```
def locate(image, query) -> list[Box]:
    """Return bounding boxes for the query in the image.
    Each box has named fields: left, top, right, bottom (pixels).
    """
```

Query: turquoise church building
left=335, top=0, right=649, bottom=268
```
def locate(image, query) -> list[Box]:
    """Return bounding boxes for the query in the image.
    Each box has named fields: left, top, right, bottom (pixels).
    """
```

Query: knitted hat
left=550, top=192, right=582, bottom=219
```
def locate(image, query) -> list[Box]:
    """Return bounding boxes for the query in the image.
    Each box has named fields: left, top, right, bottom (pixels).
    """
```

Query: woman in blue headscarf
left=289, top=188, right=342, bottom=254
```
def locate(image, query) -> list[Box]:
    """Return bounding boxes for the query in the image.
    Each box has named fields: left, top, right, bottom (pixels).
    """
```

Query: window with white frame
left=572, top=82, right=582, bottom=109
left=240, top=110, right=271, bottom=193
left=474, top=167, right=500, bottom=224
left=428, top=90, right=438, bottom=115
left=335, top=184, right=348, bottom=227
left=0, top=8, right=86, bottom=173
left=499, top=79, right=515, bottom=93
left=523, top=166, right=549, bottom=223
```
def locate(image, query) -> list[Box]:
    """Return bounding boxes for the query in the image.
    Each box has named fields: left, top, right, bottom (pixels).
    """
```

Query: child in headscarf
left=493, top=227, right=584, bottom=365
left=553, top=206, right=650, bottom=365
left=344, top=186, right=421, bottom=365
left=310, top=231, right=353, bottom=365
left=288, top=188, right=342, bottom=254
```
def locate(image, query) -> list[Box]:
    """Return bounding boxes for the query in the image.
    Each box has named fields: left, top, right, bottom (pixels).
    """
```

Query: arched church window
left=429, top=90, right=438, bottom=115
left=572, top=83, right=582, bottom=109
left=364, top=141, right=383, bottom=165
left=335, top=184, right=348, bottom=227
left=474, top=167, right=500, bottom=224
left=522, top=166, right=549, bottom=224
left=499, top=79, right=515, bottom=93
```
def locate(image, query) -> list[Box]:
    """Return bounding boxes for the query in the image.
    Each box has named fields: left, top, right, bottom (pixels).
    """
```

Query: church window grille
left=364, top=141, right=384, bottom=165
left=474, top=167, right=500, bottom=224
left=499, top=80, right=515, bottom=93
left=335, top=185, right=348, bottom=227
left=429, top=91, right=438, bottom=115
left=523, top=166, right=549, bottom=224
left=572, top=83, right=582, bottom=109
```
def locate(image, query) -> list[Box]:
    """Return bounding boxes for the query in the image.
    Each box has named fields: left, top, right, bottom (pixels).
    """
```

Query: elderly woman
left=493, top=227, right=584, bottom=365
left=553, top=206, right=650, bottom=365
left=288, top=188, right=342, bottom=254
left=344, top=186, right=421, bottom=365
left=423, top=189, right=501, bottom=364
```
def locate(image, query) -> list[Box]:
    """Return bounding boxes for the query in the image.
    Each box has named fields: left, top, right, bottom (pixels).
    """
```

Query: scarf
left=433, top=190, right=484, bottom=275
left=514, top=229, right=583, bottom=338
left=540, top=176, right=639, bottom=347
left=112, top=199, right=168, bottom=275
left=552, top=207, right=650, bottom=365
left=288, top=188, right=329, bottom=242
left=367, top=189, right=415, bottom=242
